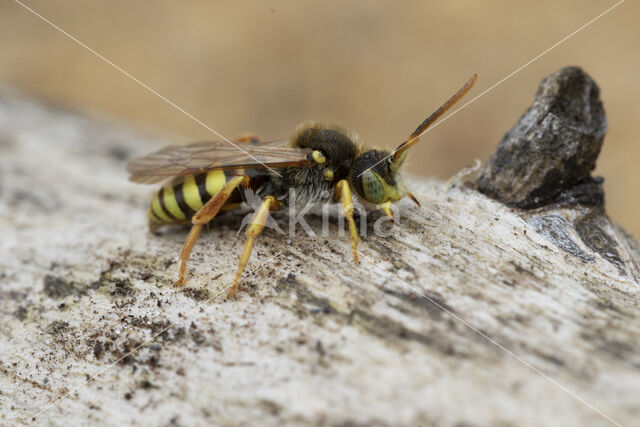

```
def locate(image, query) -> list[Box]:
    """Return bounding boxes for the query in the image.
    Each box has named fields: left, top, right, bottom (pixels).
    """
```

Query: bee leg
left=175, top=175, right=250, bottom=286
left=176, top=224, right=204, bottom=285
left=335, top=179, right=360, bottom=263
left=229, top=195, right=279, bottom=297
left=380, top=201, right=395, bottom=224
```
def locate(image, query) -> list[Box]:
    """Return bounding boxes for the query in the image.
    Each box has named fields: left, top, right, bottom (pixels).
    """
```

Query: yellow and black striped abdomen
left=148, top=170, right=240, bottom=228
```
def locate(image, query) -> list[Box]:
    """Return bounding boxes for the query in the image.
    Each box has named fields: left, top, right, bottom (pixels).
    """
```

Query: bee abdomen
left=148, top=170, right=240, bottom=228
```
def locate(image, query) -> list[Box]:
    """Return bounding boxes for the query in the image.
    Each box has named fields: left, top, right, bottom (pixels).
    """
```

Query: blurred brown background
left=1, top=0, right=638, bottom=237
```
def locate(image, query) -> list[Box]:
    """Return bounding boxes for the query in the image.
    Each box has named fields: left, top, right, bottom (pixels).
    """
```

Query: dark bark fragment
left=477, top=66, right=607, bottom=209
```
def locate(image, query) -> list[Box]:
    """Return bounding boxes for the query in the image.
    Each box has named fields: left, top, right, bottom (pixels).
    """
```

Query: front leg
left=380, top=201, right=395, bottom=224
left=335, top=179, right=360, bottom=263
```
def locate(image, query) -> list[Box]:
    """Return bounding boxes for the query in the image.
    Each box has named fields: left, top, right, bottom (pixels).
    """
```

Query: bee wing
left=127, top=139, right=313, bottom=184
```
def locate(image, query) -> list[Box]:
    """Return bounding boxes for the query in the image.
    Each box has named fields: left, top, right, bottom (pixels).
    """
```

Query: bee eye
left=361, top=170, right=385, bottom=204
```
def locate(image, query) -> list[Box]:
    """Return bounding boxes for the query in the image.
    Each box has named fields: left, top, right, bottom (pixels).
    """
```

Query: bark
left=1, top=69, right=640, bottom=427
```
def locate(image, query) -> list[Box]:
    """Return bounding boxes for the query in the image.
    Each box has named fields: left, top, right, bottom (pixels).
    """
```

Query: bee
left=127, top=75, right=476, bottom=296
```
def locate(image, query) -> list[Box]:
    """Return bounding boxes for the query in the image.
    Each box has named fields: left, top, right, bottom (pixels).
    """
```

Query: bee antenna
left=393, top=74, right=477, bottom=161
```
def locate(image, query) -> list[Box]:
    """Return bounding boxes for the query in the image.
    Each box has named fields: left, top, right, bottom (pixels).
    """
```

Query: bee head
left=350, top=149, right=408, bottom=204
left=349, top=75, right=478, bottom=206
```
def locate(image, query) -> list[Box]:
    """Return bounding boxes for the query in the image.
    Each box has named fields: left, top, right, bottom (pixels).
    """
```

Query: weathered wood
left=1, top=74, right=639, bottom=427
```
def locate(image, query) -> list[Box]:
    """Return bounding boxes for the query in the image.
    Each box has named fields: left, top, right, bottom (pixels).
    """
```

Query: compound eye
left=361, top=170, right=385, bottom=204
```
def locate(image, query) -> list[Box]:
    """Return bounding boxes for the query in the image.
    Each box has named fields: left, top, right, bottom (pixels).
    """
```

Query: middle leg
left=229, top=195, right=279, bottom=297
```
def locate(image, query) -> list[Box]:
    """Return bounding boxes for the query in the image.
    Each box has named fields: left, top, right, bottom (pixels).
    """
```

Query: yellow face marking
left=182, top=176, right=204, bottom=212
left=162, top=186, right=186, bottom=220
left=378, top=174, right=403, bottom=202
left=151, top=195, right=172, bottom=222
left=206, top=170, right=227, bottom=197
left=389, top=151, right=407, bottom=173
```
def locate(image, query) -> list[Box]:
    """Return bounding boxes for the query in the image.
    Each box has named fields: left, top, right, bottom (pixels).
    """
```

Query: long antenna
left=393, top=74, right=477, bottom=161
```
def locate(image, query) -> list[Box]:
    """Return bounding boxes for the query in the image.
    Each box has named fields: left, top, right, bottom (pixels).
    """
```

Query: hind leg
left=175, top=175, right=249, bottom=285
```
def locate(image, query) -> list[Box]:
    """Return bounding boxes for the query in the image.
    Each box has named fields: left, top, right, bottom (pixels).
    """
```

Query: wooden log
left=1, top=68, right=639, bottom=426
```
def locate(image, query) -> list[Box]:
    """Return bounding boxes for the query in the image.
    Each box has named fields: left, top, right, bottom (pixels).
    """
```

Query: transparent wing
left=127, top=138, right=313, bottom=184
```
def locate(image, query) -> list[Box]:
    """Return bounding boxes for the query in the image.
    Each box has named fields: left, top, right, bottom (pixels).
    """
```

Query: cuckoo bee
left=127, top=75, right=476, bottom=296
